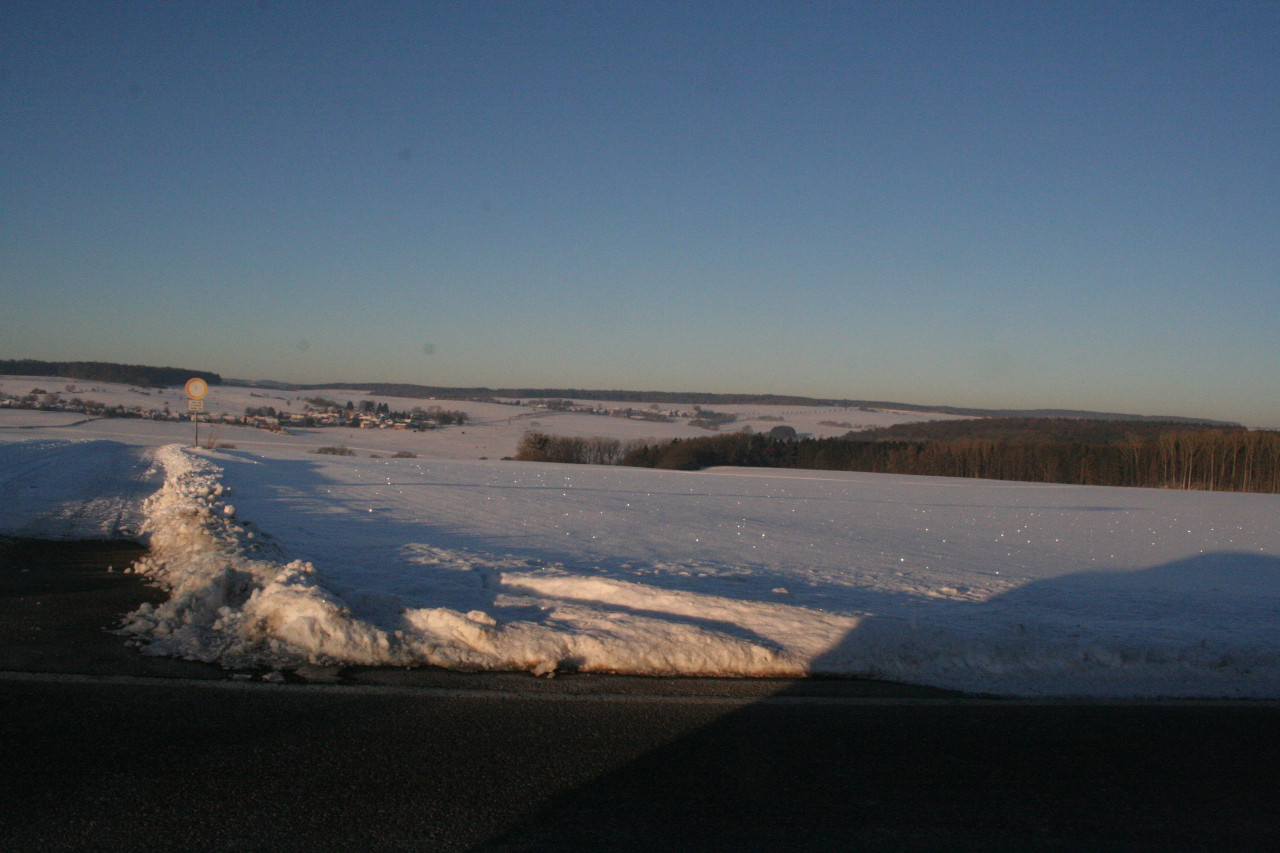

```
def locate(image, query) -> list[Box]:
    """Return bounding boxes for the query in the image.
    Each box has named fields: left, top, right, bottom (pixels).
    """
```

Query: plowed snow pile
left=121, top=446, right=844, bottom=676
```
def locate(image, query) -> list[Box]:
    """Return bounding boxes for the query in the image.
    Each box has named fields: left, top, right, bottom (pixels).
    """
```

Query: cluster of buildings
left=0, top=390, right=462, bottom=434
left=0, top=390, right=174, bottom=422
left=241, top=409, right=449, bottom=432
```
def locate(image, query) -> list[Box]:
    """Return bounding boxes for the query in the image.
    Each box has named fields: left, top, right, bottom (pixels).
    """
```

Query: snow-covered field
left=0, top=375, right=959, bottom=459
left=4, top=378, right=1280, bottom=697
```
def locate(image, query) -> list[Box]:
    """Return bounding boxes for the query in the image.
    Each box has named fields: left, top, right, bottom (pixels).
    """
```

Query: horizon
left=3, top=2, right=1278, bottom=428
left=0, top=357, right=1254, bottom=427
left=213, top=374, right=1255, bottom=425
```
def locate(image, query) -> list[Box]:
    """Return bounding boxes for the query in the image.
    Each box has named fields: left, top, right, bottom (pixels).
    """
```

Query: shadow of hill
left=212, top=452, right=809, bottom=648
left=208, top=452, right=897, bottom=644
left=211, top=451, right=533, bottom=628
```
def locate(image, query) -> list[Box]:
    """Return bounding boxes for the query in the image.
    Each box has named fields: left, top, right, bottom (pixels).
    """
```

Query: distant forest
left=856, top=417, right=1224, bottom=444
left=0, top=359, right=221, bottom=388
left=518, top=419, right=1280, bottom=494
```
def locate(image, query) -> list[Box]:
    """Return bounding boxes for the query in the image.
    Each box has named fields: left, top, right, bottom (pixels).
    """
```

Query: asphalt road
left=2, top=537, right=1279, bottom=852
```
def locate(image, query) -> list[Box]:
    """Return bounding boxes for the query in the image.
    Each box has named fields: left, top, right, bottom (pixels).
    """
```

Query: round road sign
left=185, top=377, right=209, bottom=400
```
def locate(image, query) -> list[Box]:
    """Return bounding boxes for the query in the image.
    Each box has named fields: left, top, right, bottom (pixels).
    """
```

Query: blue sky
left=2, top=1, right=1277, bottom=425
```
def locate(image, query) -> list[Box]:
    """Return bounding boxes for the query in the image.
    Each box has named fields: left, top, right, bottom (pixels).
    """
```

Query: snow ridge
left=121, top=446, right=823, bottom=675
left=121, top=445, right=395, bottom=666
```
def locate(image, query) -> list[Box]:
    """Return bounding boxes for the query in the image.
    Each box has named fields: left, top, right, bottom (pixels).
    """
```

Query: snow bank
left=0, top=439, right=155, bottom=539
left=122, top=445, right=832, bottom=675
left=118, top=446, right=399, bottom=666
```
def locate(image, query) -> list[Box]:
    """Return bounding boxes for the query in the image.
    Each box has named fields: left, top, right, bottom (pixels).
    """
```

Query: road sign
left=185, top=378, right=209, bottom=447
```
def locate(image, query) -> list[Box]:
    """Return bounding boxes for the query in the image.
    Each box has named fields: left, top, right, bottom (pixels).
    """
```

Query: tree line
left=516, top=423, right=1280, bottom=494
left=855, top=416, right=1239, bottom=443
left=0, top=359, right=221, bottom=388
left=514, top=433, right=644, bottom=466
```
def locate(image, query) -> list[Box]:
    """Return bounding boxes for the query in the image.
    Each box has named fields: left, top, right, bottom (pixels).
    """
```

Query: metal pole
left=194, top=409, right=199, bottom=448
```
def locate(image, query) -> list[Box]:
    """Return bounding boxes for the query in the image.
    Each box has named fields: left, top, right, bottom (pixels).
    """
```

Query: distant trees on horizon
left=515, top=421, right=1280, bottom=495
left=0, top=359, right=220, bottom=388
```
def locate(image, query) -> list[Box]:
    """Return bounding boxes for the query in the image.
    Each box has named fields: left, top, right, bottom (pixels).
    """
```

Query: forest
left=0, top=359, right=221, bottom=388
left=516, top=420, right=1280, bottom=494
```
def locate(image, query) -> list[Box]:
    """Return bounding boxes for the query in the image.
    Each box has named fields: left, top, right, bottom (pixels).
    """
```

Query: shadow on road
left=475, top=552, right=1280, bottom=852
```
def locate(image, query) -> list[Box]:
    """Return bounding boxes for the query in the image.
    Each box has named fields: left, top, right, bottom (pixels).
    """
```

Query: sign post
left=185, top=378, right=209, bottom=447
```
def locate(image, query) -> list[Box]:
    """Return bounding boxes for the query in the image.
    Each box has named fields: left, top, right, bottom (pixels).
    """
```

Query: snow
left=0, top=439, right=157, bottom=539
left=0, top=375, right=964, bottom=460
left=4, top=380, right=1280, bottom=697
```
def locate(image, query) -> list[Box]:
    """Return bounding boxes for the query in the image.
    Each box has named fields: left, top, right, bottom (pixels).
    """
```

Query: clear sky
left=3, top=1, right=1278, bottom=426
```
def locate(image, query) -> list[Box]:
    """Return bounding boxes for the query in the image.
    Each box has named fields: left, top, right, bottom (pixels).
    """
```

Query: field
left=3, top=376, right=1280, bottom=697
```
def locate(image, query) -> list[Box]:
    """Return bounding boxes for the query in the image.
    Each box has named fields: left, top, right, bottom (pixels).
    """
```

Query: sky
left=2, top=1, right=1278, bottom=426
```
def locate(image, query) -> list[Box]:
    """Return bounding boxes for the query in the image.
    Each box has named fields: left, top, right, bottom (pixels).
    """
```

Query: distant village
left=0, top=386, right=470, bottom=433
left=0, top=385, right=759, bottom=433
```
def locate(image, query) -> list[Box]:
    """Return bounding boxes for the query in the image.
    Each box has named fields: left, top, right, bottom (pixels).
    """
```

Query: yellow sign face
left=185, top=377, right=209, bottom=400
